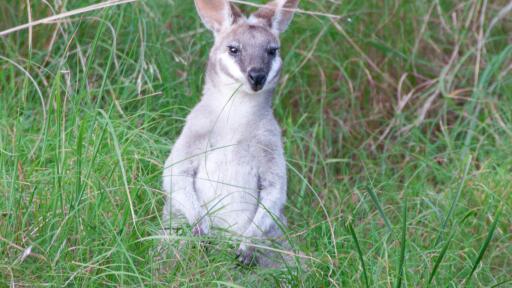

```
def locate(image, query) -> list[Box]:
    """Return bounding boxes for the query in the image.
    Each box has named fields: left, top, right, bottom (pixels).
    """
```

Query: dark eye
left=228, top=46, right=240, bottom=55
left=267, top=47, right=279, bottom=57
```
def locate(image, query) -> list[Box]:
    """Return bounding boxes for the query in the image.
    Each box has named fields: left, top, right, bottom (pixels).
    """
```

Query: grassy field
left=1, top=0, right=511, bottom=286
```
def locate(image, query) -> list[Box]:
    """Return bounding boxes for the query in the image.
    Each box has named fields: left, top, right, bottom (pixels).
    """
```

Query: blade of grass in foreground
left=465, top=206, right=502, bottom=285
left=428, top=210, right=476, bottom=285
left=395, top=200, right=407, bottom=288
left=212, top=282, right=245, bottom=288
left=366, top=185, right=393, bottom=233
left=428, top=230, right=455, bottom=285
left=490, top=280, right=512, bottom=288
left=434, top=156, right=472, bottom=247
left=99, top=109, right=138, bottom=233
left=347, top=222, right=369, bottom=288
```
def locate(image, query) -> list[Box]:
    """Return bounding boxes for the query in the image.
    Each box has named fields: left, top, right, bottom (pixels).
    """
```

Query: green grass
left=1, top=0, right=511, bottom=286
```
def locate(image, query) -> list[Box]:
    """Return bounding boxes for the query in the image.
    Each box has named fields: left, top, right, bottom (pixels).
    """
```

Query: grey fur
left=161, top=0, right=299, bottom=267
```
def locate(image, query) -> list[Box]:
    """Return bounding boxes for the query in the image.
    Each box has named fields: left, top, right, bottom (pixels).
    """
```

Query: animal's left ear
left=250, top=0, right=299, bottom=34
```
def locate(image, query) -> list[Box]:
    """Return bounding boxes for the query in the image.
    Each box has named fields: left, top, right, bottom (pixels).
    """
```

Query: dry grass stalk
left=0, top=0, right=137, bottom=37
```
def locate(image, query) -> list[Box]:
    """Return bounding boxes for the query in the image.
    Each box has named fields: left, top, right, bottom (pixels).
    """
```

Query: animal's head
left=195, top=0, right=299, bottom=93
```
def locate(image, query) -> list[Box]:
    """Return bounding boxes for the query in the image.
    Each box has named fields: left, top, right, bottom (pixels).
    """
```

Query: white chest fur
left=195, top=142, right=259, bottom=234
left=194, top=92, right=267, bottom=234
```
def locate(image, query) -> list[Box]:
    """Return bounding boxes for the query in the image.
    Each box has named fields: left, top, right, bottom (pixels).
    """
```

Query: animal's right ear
left=250, top=0, right=299, bottom=33
left=195, top=0, right=243, bottom=34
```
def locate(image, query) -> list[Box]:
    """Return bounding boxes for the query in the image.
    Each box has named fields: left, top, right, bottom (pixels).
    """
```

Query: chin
left=246, top=85, right=276, bottom=95
left=239, top=85, right=260, bottom=94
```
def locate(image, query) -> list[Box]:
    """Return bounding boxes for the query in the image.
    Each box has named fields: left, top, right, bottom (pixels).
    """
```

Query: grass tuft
left=1, top=0, right=511, bottom=286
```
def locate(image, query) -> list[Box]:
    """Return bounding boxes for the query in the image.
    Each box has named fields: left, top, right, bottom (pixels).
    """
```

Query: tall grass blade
left=428, top=230, right=455, bottom=285
left=465, top=206, right=502, bottom=284
left=428, top=210, right=476, bottom=285
left=347, top=222, right=370, bottom=288
left=490, top=280, right=512, bottom=288
left=99, top=109, right=138, bottom=233
left=72, top=119, right=87, bottom=209
left=434, top=156, right=472, bottom=247
left=366, top=185, right=393, bottom=233
left=395, top=200, right=407, bottom=288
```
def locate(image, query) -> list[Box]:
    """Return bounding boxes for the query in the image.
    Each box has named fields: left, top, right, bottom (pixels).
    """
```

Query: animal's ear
left=250, top=0, right=299, bottom=33
left=194, top=0, right=243, bottom=34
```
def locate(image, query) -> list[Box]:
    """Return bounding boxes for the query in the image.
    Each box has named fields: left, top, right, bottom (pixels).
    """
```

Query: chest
left=194, top=143, right=260, bottom=232
left=196, top=140, right=259, bottom=191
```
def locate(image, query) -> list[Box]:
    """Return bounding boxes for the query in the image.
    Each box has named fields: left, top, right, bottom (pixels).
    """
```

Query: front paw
left=192, top=225, right=205, bottom=236
left=192, top=220, right=209, bottom=236
left=236, top=243, right=256, bottom=266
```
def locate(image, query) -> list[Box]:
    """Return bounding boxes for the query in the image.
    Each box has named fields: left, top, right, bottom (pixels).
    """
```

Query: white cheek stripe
left=267, top=57, right=282, bottom=84
left=218, top=53, right=245, bottom=81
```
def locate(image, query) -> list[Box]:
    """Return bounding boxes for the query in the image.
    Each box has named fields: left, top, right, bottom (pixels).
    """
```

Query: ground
left=0, top=0, right=511, bottom=287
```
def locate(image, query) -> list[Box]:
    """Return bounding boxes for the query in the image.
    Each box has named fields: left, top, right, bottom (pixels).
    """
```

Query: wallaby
left=161, top=0, right=299, bottom=267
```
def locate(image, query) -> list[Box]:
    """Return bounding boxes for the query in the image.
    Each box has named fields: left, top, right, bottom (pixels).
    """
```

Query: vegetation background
left=1, top=0, right=511, bottom=286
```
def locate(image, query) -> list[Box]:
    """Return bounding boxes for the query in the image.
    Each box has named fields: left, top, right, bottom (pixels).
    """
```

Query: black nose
left=247, top=68, right=267, bottom=91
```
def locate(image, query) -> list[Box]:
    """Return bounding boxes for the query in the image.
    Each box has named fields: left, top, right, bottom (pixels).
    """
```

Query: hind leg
left=236, top=216, right=297, bottom=268
left=255, top=225, right=289, bottom=268
left=255, top=224, right=307, bottom=269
